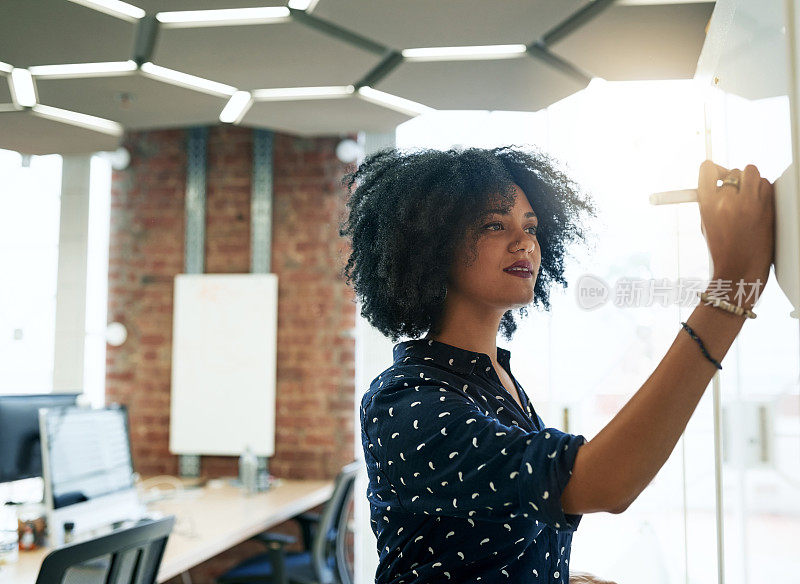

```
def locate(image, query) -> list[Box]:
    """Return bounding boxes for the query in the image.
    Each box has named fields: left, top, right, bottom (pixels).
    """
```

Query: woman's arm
left=363, top=381, right=587, bottom=528
left=561, top=299, right=746, bottom=514
left=562, top=161, right=775, bottom=515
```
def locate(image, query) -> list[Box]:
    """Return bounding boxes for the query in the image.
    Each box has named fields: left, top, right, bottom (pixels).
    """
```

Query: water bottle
left=255, top=457, right=270, bottom=492
left=238, top=445, right=258, bottom=495
left=0, top=503, right=18, bottom=565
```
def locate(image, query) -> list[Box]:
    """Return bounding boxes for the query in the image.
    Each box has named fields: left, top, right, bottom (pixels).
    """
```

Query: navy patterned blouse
left=360, top=338, right=588, bottom=583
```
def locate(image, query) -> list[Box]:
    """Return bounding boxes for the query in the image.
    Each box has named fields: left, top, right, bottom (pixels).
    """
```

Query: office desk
left=8, top=478, right=334, bottom=584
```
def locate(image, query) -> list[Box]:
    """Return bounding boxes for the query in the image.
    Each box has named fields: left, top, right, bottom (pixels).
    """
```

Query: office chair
left=218, top=461, right=360, bottom=584
left=35, top=516, right=175, bottom=584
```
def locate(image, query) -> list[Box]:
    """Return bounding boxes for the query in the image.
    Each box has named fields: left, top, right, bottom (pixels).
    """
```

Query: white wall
left=53, top=155, right=91, bottom=393
left=353, top=132, right=396, bottom=584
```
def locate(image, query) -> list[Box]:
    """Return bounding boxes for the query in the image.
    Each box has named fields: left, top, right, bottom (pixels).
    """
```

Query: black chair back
left=311, top=461, right=360, bottom=584
left=334, top=467, right=357, bottom=584
left=35, top=516, right=175, bottom=584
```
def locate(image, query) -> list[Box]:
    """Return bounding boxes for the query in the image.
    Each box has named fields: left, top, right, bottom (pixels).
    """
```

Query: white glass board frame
left=170, top=273, right=277, bottom=457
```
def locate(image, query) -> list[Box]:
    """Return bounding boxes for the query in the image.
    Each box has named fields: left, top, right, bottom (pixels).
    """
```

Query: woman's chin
left=502, top=293, right=535, bottom=310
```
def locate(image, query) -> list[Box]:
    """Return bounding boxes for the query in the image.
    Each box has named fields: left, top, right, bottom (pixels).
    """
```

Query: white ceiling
left=0, top=72, right=11, bottom=104
left=550, top=2, right=717, bottom=80
left=312, top=0, right=587, bottom=50
left=375, top=57, right=587, bottom=112
left=0, top=1, right=136, bottom=67
left=154, top=20, right=382, bottom=89
left=242, top=94, right=414, bottom=135
left=0, top=0, right=715, bottom=155
left=0, top=108, right=121, bottom=154
left=36, top=72, right=231, bottom=130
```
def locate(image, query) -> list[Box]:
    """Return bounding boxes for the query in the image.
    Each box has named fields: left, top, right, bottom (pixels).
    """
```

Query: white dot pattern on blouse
left=361, top=338, right=589, bottom=583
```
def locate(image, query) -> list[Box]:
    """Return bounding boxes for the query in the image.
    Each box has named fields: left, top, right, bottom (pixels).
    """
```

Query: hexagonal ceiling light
left=0, top=0, right=138, bottom=155
left=0, top=59, right=122, bottom=155
left=0, top=0, right=717, bottom=155
left=33, top=61, right=235, bottom=130
left=152, top=3, right=414, bottom=134
left=236, top=85, right=425, bottom=136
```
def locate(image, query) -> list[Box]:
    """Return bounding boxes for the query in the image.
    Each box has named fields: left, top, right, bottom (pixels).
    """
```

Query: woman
left=338, top=146, right=774, bottom=583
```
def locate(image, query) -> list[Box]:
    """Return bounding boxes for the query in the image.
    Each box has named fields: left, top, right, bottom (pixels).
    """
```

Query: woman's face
left=447, top=183, right=541, bottom=311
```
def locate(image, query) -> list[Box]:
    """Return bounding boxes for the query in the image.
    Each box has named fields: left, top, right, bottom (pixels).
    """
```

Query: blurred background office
left=0, top=0, right=799, bottom=583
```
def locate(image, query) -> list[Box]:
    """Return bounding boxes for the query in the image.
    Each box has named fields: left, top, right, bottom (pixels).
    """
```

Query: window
left=390, top=78, right=800, bottom=582
left=0, top=150, right=62, bottom=394
left=0, top=151, right=110, bottom=407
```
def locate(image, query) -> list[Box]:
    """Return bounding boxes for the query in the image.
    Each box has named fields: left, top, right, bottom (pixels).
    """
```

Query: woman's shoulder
left=361, top=360, right=458, bottom=412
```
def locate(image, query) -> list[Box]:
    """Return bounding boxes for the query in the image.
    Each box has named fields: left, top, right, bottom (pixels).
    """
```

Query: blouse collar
left=393, top=338, right=512, bottom=377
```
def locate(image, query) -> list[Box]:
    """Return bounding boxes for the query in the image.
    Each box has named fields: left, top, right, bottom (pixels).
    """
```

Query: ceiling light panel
left=133, top=0, right=287, bottom=11
left=401, top=44, right=528, bottom=62
left=241, top=95, right=413, bottom=136
left=287, top=0, right=320, bottom=12
left=356, top=87, right=433, bottom=117
left=33, top=104, right=123, bottom=136
left=36, top=72, right=231, bottom=130
left=66, top=0, right=145, bottom=22
left=0, top=1, right=135, bottom=67
left=29, top=61, right=138, bottom=79
left=219, top=91, right=253, bottom=123
left=0, top=110, right=122, bottom=155
left=154, top=20, right=382, bottom=89
left=313, top=0, right=588, bottom=50
left=156, top=7, right=290, bottom=28
left=376, top=57, right=587, bottom=112
left=10, top=68, right=37, bottom=107
left=616, top=0, right=713, bottom=4
left=252, top=86, right=354, bottom=100
left=140, top=63, right=236, bottom=97
left=548, top=3, right=715, bottom=81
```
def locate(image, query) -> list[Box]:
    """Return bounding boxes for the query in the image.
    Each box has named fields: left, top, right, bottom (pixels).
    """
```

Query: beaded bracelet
left=680, top=321, right=722, bottom=370
left=698, top=291, right=757, bottom=319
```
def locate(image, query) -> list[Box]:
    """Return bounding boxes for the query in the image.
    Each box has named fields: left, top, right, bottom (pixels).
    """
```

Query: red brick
left=107, top=129, right=356, bottom=481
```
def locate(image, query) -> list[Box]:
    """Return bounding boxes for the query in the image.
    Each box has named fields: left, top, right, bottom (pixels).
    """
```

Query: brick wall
left=107, top=128, right=186, bottom=477
left=270, top=134, right=357, bottom=479
left=105, top=125, right=356, bottom=582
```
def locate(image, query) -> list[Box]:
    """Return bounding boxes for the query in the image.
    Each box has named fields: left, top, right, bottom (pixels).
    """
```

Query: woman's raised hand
left=697, top=161, right=775, bottom=300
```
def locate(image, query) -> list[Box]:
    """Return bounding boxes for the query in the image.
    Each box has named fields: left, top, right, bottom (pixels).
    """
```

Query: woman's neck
left=424, top=292, right=505, bottom=364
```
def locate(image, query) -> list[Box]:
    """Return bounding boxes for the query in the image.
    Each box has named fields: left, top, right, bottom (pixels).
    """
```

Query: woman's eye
left=483, top=222, right=537, bottom=234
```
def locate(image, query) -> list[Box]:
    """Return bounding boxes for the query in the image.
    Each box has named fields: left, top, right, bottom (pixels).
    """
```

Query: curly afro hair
left=338, top=146, right=597, bottom=342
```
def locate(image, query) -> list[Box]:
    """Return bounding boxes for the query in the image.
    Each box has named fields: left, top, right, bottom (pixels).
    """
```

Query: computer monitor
left=0, top=393, right=80, bottom=484
left=39, top=405, right=147, bottom=545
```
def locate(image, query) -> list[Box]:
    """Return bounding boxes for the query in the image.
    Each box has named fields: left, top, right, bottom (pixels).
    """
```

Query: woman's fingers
left=697, top=160, right=729, bottom=239
left=740, top=164, right=761, bottom=198
left=695, top=159, right=775, bottom=285
left=758, top=177, right=776, bottom=265
left=699, top=161, right=760, bottom=199
left=698, top=160, right=730, bottom=199
left=758, top=176, right=774, bottom=202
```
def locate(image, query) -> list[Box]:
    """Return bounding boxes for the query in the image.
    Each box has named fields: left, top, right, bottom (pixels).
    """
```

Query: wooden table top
left=5, top=478, right=334, bottom=584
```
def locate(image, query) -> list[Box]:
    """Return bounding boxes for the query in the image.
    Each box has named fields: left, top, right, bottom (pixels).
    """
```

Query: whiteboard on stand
left=170, top=273, right=277, bottom=457
left=695, top=0, right=800, bottom=318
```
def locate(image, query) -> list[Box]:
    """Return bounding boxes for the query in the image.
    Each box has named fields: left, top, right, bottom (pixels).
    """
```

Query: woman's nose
left=509, top=236, right=535, bottom=253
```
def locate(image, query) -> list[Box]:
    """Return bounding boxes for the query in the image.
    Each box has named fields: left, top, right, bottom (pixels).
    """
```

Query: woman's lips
left=503, top=268, right=532, bottom=279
